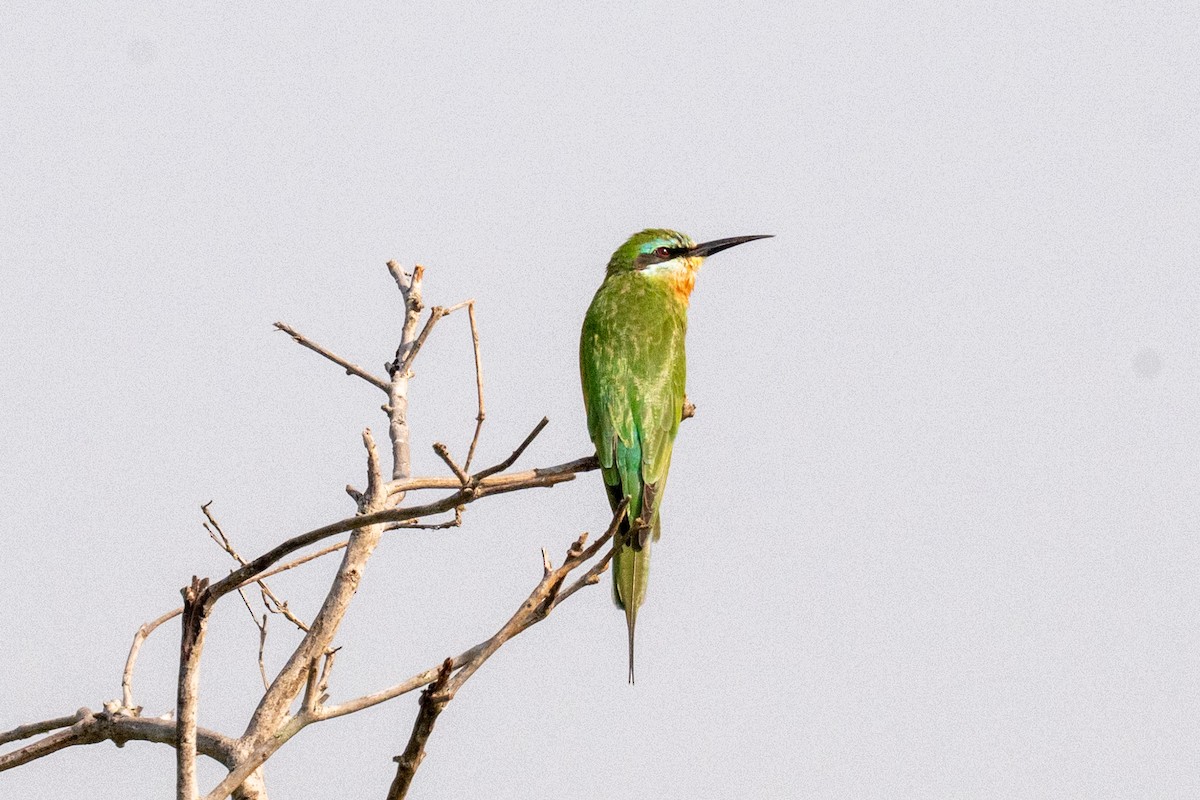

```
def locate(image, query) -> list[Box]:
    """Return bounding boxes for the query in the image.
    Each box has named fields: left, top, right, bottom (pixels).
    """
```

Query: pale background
left=3, top=3, right=1199, bottom=798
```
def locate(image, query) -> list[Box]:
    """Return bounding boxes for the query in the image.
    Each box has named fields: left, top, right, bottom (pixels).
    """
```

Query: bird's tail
left=613, top=517, right=656, bottom=684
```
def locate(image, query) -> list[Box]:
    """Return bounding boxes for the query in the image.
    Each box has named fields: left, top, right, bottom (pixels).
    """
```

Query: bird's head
left=605, top=228, right=772, bottom=302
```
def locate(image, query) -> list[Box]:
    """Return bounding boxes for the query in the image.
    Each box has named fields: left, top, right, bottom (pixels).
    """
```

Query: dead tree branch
left=273, top=322, right=390, bottom=392
left=202, top=504, right=624, bottom=800
left=0, top=709, right=237, bottom=773
left=4, top=259, right=612, bottom=800
left=387, top=659, right=453, bottom=800
left=120, top=540, right=349, bottom=714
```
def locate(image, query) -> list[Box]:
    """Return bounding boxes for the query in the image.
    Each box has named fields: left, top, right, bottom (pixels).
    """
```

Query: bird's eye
left=653, top=246, right=672, bottom=259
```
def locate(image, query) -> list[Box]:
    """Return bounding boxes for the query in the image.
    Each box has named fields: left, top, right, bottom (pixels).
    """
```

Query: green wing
left=580, top=276, right=686, bottom=528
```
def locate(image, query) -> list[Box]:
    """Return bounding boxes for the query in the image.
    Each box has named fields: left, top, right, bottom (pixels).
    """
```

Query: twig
left=387, top=659, right=454, bottom=800
left=315, top=502, right=627, bottom=726
left=467, top=416, right=550, bottom=482
left=364, top=428, right=382, bottom=504
left=256, top=540, right=350, bottom=581
left=442, top=500, right=627, bottom=695
left=124, top=451, right=596, bottom=731
left=0, top=710, right=89, bottom=748
left=302, top=658, right=321, bottom=715
left=388, top=298, right=474, bottom=382
left=432, top=442, right=470, bottom=486
left=389, top=306, right=446, bottom=380
left=234, top=587, right=269, bottom=690
left=274, top=322, right=390, bottom=392
left=203, top=502, right=310, bottom=634
left=203, top=453, right=598, bottom=607
left=254, top=614, right=269, bottom=691
left=463, top=301, right=486, bottom=471
left=121, top=539, right=350, bottom=713
left=122, top=605, right=184, bottom=712
left=385, top=508, right=463, bottom=531
left=194, top=505, right=622, bottom=800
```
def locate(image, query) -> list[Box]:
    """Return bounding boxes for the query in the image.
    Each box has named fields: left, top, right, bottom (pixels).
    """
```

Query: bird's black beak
left=686, top=234, right=773, bottom=258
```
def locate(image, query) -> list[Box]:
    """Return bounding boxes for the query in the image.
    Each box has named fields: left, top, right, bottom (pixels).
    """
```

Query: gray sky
left=3, top=2, right=1199, bottom=798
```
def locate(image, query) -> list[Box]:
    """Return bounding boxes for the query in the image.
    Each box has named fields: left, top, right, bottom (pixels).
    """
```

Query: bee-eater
left=579, top=228, right=772, bottom=682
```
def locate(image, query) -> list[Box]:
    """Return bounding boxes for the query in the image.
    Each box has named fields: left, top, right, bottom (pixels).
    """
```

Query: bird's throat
left=664, top=256, right=702, bottom=305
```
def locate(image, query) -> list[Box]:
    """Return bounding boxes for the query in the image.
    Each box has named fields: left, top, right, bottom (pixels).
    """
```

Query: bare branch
left=469, top=416, right=550, bottom=482
left=316, top=502, right=626, bottom=724
left=384, top=508, right=463, bottom=531
left=463, top=301, right=486, bottom=470
left=302, top=658, right=321, bottom=716
left=122, top=605, right=182, bottom=712
left=389, top=307, right=446, bottom=381
left=10, top=260, right=628, bottom=799
left=386, top=261, right=422, bottom=298
left=204, top=454, right=598, bottom=608
left=234, top=587, right=269, bottom=690
left=204, top=502, right=310, bottom=634
left=234, top=265, right=431, bottom=755
left=431, top=442, right=470, bottom=486
left=0, top=710, right=237, bottom=773
left=254, top=614, right=269, bottom=691
left=443, top=501, right=626, bottom=696
left=274, top=322, right=390, bottom=392
left=363, top=428, right=382, bottom=504
left=386, top=264, right=425, bottom=483
left=178, top=575, right=212, bottom=800
left=386, top=659, right=453, bottom=800
left=0, top=710, right=88, bottom=748
left=122, top=539, right=350, bottom=713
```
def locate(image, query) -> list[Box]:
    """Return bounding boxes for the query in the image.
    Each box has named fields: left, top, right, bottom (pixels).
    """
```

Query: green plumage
left=580, top=228, right=770, bottom=682
left=580, top=230, right=691, bottom=683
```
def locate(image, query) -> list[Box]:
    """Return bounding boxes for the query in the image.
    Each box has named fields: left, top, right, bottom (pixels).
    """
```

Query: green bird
left=579, top=228, right=772, bottom=682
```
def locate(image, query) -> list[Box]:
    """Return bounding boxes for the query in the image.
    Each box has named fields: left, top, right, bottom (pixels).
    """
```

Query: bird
left=579, top=228, right=772, bottom=682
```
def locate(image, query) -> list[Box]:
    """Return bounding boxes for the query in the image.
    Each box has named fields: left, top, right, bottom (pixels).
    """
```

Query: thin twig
left=203, top=453, right=598, bottom=607
left=468, top=417, right=550, bottom=482
left=122, top=605, right=183, bottom=712
left=255, top=614, right=269, bottom=691
left=432, top=442, right=470, bottom=486
left=120, top=539, right=349, bottom=714
left=203, top=502, right=310, bottom=634
left=463, top=301, right=486, bottom=471
left=234, top=586, right=269, bottom=690
left=385, top=508, right=463, bottom=531
left=443, top=500, right=627, bottom=695
left=274, top=322, right=390, bottom=392
left=125, top=450, right=597, bottom=731
left=187, top=506, right=621, bottom=799
left=315, top=502, right=627, bottom=726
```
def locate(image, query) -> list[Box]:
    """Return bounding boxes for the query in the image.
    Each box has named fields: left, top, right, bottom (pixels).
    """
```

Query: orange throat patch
left=666, top=257, right=702, bottom=304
